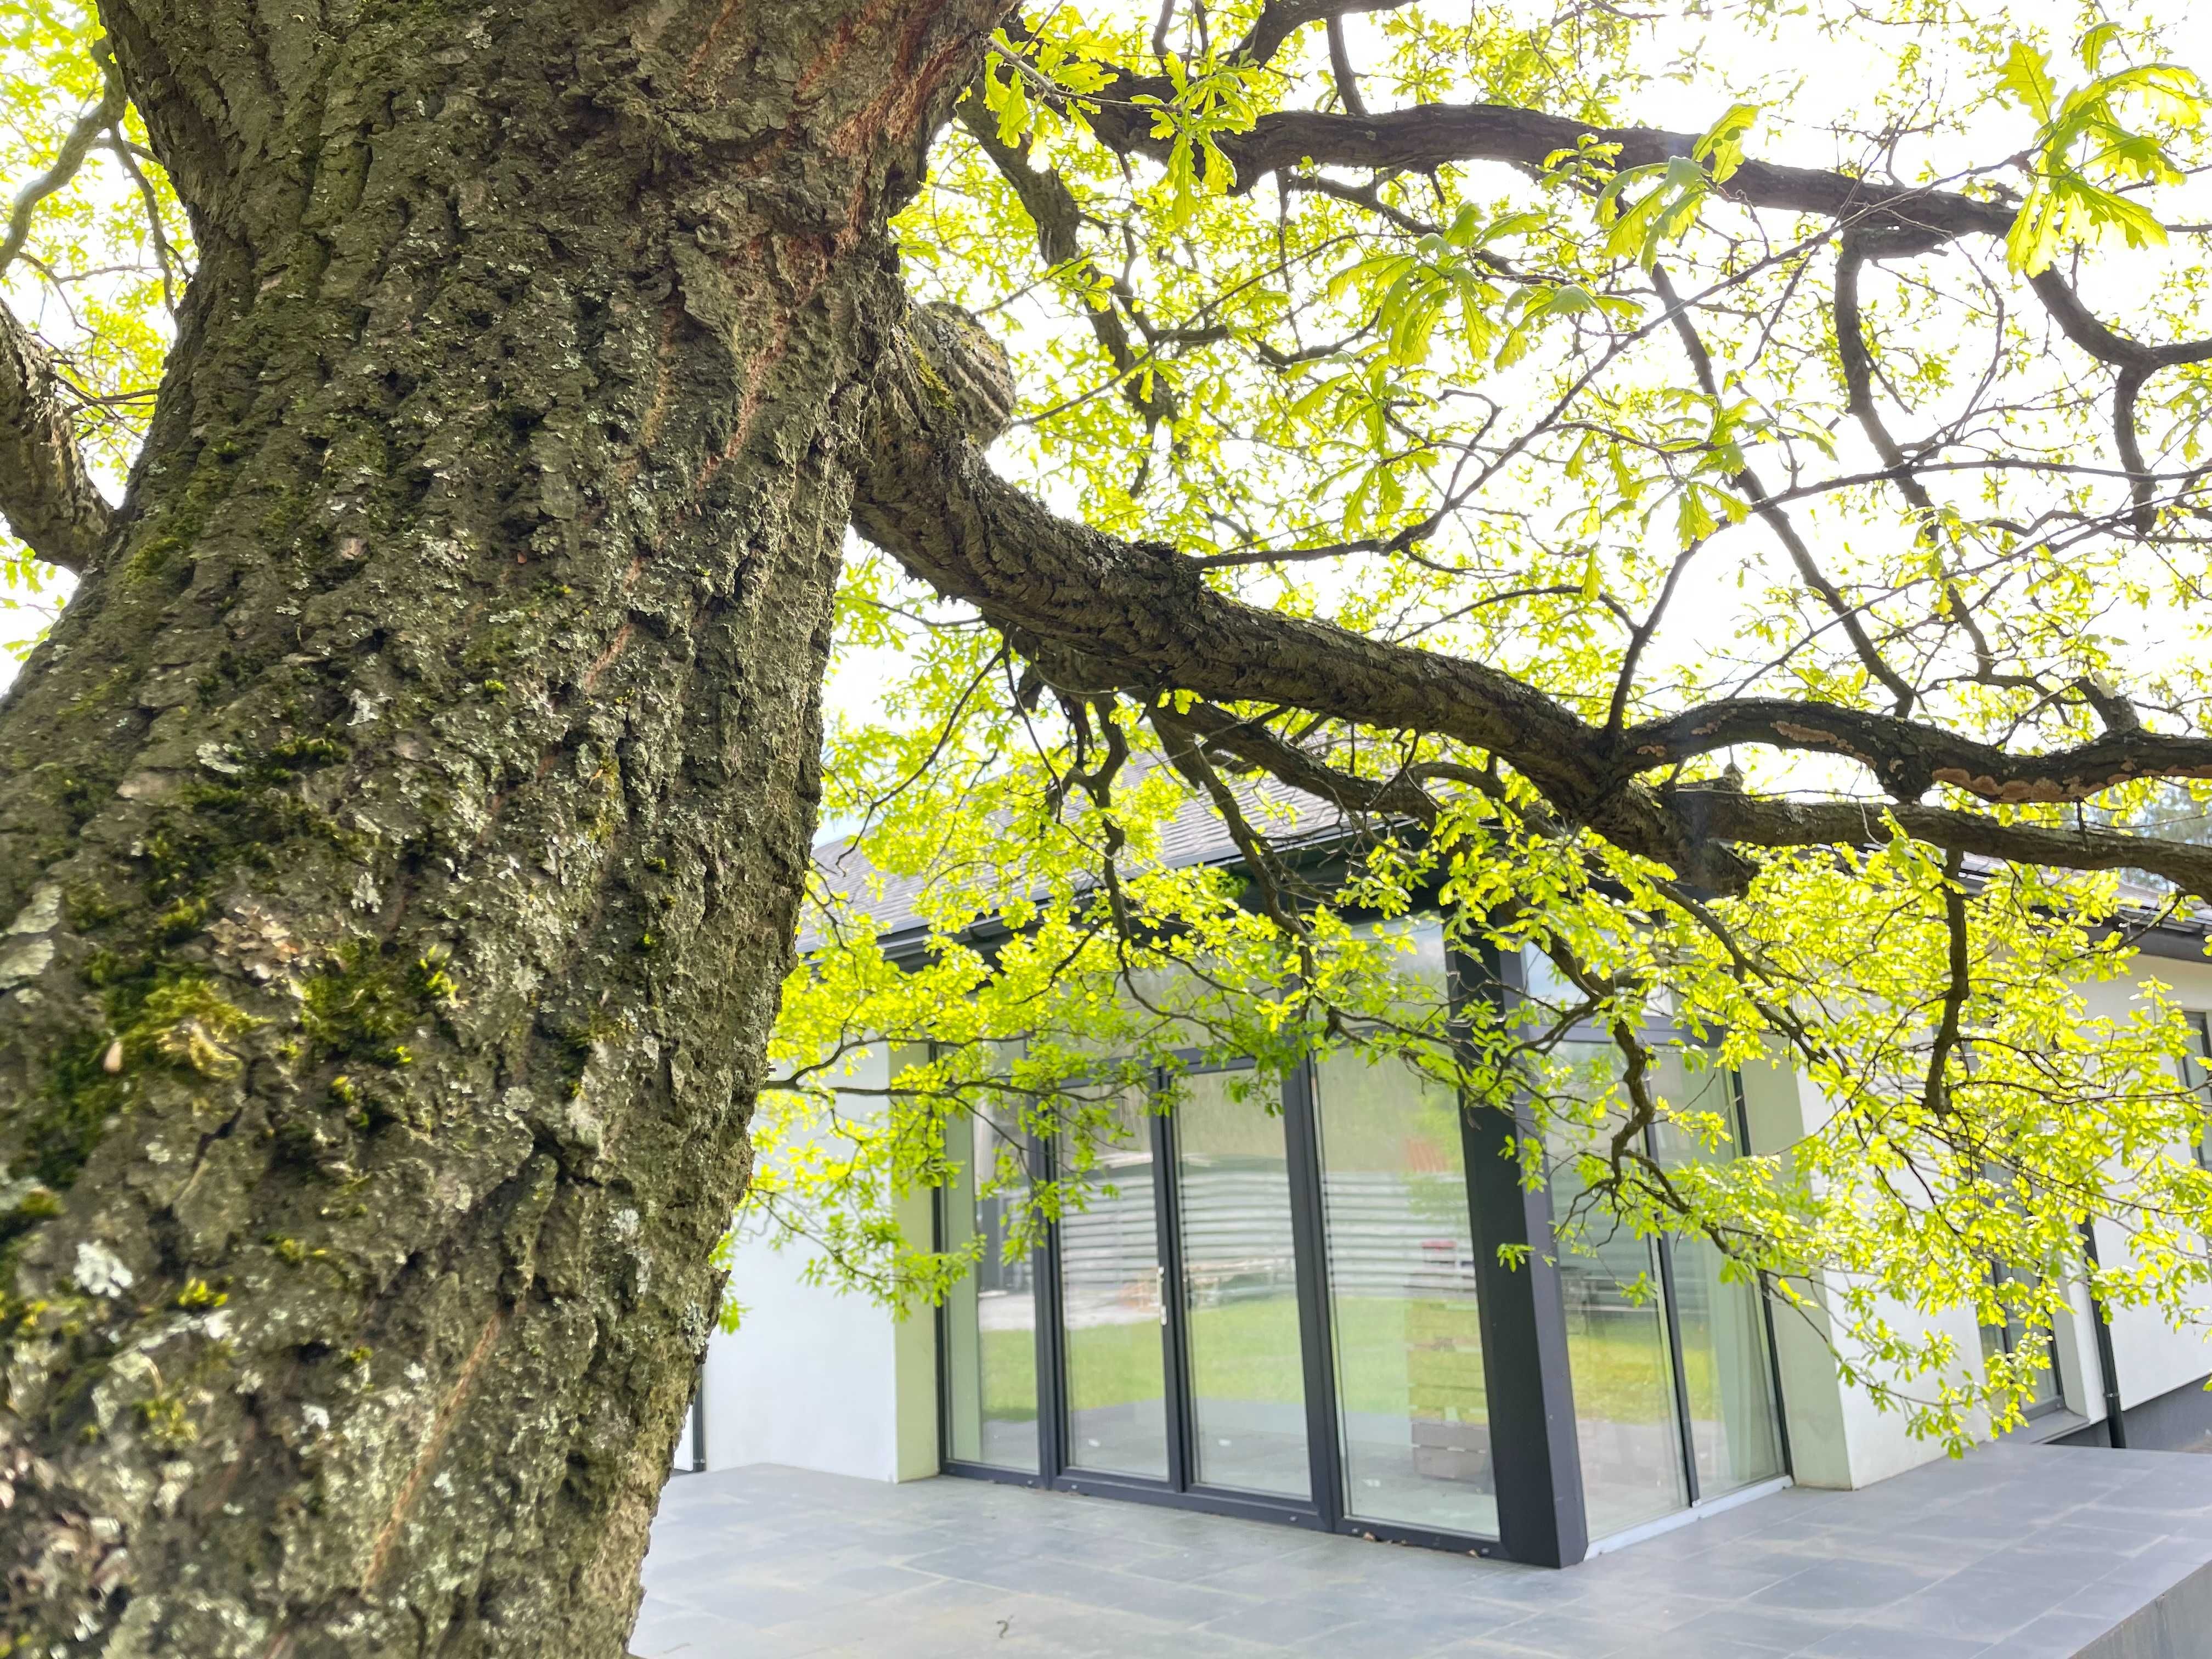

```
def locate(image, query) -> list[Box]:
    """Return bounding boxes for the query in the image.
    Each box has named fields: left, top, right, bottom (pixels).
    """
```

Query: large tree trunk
left=0, top=2, right=991, bottom=1651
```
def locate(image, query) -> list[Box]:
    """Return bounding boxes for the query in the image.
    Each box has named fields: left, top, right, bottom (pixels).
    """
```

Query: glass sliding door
left=932, top=929, right=1794, bottom=1564
left=1653, top=1079, right=1786, bottom=1500
left=1174, top=1070, right=1311, bottom=1498
left=1059, top=1090, right=1172, bottom=1478
left=1553, top=1167, right=1687, bottom=1537
left=1548, top=1037, right=1786, bottom=1538
left=943, top=1099, right=1041, bottom=1471
left=1312, top=923, right=1497, bottom=1537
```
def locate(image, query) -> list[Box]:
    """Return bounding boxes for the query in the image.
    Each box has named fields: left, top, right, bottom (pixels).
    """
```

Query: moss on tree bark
left=0, top=1, right=996, bottom=1651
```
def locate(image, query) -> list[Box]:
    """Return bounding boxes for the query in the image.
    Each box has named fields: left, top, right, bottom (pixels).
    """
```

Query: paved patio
left=634, top=1445, right=2212, bottom=1658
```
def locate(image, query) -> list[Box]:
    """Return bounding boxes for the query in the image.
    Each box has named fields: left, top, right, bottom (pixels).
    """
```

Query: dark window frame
left=929, top=923, right=1791, bottom=1565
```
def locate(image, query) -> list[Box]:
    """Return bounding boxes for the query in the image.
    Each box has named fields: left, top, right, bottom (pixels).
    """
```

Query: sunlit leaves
left=1, top=0, right=186, bottom=653
left=1131, top=55, right=1267, bottom=227
left=1325, top=207, right=1537, bottom=369
left=1996, top=35, right=2205, bottom=273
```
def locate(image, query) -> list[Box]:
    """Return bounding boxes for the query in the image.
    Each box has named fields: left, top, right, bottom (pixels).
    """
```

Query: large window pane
left=2182, top=1011, right=2212, bottom=1169
left=1549, top=1042, right=1687, bottom=1538
left=1060, top=1091, right=1172, bottom=1478
left=1650, top=1070, right=1785, bottom=1500
left=1981, top=1263, right=2063, bottom=1417
left=943, top=1101, right=1039, bottom=1470
left=1313, top=934, right=1495, bottom=1534
left=1176, top=1070, right=1311, bottom=1498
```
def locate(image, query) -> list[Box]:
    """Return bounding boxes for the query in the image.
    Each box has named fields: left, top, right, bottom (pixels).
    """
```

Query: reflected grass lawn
left=979, top=1297, right=1724, bottom=1427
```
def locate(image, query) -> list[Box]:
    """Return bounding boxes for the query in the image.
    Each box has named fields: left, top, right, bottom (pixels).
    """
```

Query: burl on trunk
left=0, top=1, right=995, bottom=1651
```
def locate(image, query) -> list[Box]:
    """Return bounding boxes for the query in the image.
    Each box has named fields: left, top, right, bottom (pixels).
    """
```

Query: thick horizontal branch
left=855, top=307, right=1756, bottom=881
left=855, top=304, right=2212, bottom=891
left=1228, top=0, right=1415, bottom=72
left=1621, top=698, right=2212, bottom=805
left=1084, top=95, right=2020, bottom=240
left=0, top=299, right=112, bottom=574
left=1057, top=66, right=2212, bottom=404
left=858, top=308, right=1599, bottom=789
left=1674, top=789, right=2212, bottom=905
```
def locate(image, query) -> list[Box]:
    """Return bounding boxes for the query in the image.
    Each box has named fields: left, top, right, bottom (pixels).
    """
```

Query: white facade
left=1754, top=946, right=2212, bottom=1488
left=686, top=1046, right=939, bottom=1482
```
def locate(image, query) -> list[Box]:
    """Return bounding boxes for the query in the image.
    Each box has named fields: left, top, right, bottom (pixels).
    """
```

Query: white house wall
left=1739, top=1055, right=1985, bottom=1491
left=1737, top=970, right=2212, bottom=1493
left=2073, top=953, right=2212, bottom=1421
left=690, top=1046, right=936, bottom=1482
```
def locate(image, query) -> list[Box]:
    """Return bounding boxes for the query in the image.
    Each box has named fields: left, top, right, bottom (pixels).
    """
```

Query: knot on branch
left=1843, top=220, right=1952, bottom=264
left=907, top=302, right=1017, bottom=450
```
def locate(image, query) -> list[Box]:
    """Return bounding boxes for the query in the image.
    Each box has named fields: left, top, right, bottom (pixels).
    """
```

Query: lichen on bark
left=0, top=0, right=1001, bottom=1651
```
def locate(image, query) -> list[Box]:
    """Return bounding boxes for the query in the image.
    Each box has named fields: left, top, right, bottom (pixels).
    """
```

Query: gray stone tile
left=2088, top=1537, right=2211, bottom=1590
left=1588, top=1552, right=1805, bottom=1602
left=1989, top=1609, right=2124, bottom=1657
left=1795, top=1623, right=1988, bottom=1657
left=1622, top=1634, right=1796, bottom=1659
left=1857, top=1565, right=2072, bottom=1643
left=2055, top=1575, right=2180, bottom=1622
left=1659, top=1604, right=1852, bottom=1651
left=1027, top=1561, right=1258, bottom=1623
left=670, top=1577, right=836, bottom=1630
left=637, top=1454, right=2212, bottom=1658
left=1181, top=1547, right=1378, bottom=1599
left=1748, top=1559, right=1949, bottom=1615
left=631, top=1604, right=828, bottom=1658
left=1288, top=1607, right=1517, bottom=1655
left=2005, top=1517, right=2158, bottom=1558
left=1470, top=1610, right=1642, bottom=1658
left=1198, top=1598, right=1357, bottom=1646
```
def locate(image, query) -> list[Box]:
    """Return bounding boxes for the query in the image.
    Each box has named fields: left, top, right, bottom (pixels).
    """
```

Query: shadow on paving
left=632, top=1446, right=2212, bottom=1658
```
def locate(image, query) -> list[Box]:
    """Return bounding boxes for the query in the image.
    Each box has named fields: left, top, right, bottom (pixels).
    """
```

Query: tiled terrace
left=634, top=1445, right=2212, bottom=1658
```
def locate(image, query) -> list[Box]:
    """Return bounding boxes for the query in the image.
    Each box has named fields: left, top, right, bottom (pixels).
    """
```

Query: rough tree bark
left=0, top=1, right=995, bottom=1652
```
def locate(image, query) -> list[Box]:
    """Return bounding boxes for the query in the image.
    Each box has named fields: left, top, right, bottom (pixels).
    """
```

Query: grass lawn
left=978, top=1296, right=1726, bottom=1427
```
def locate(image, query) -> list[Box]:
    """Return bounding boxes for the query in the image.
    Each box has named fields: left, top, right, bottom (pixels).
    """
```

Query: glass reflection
left=1313, top=929, right=1495, bottom=1533
left=1059, top=1090, right=1172, bottom=1478
left=1548, top=1043, right=1684, bottom=1538
left=943, top=1098, right=1039, bottom=1470
left=1550, top=1039, right=1787, bottom=1536
left=1555, top=1226, right=1684, bottom=1528
left=1172, top=1070, right=1311, bottom=1497
left=1650, top=1079, right=1785, bottom=1500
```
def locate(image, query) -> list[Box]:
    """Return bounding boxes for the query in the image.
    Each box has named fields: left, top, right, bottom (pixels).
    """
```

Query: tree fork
left=0, top=1, right=996, bottom=1652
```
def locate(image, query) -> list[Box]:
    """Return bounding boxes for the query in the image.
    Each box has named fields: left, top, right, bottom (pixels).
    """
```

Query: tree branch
left=1650, top=262, right=1920, bottom=715
left=1671, top=788, right=2212, bottom=904
left=857, top=305, right=2212, bottom=893
left=1622, top=696, right=2212, bottom=804
left=956, top=103, right=1177, bottom=431
left=2113, top=366, right=2155, bottom=537
left=1226, top=0, right=1417, bottom=70
left=0, top=37, right=126, bottom=275
left=2024, top=268, right=2212, bottom=372
left=1923, top=847, right=1970, bottom=1120
left=860, top=309, right=1610, bottom=801
left=1323, top=15, right=1367, bottom=119
left=1081, top=97, right=2021, bottom=240
left=0, top=298, right=113, bottom=574
left=1830, top=237, right=2008, bottom=677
